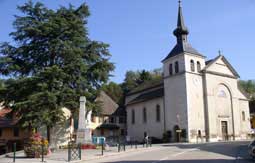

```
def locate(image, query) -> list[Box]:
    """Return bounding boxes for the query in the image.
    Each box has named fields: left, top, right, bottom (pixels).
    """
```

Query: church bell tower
left=162, top=0, right=206, bottom=142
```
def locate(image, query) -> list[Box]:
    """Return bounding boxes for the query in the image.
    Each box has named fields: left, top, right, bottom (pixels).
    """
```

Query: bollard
left=68, top=143, right=71, bottom=162
left=13, top=143, right=16, bottom=163
left=131, top=142, right=133, bottom=149
left=41, top=143, right=44, bottom=162
left=101, top=142, right=104, bottom=156
left=78, top=143, right=81, bottom=160
left=135, top=141, right=137, bottom=149
left=118, top=143, right=120, bottom=152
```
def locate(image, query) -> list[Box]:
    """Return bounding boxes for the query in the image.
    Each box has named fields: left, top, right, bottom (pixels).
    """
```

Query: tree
left=239, top=80, right=255, bottom=98
left=137, top=70, right=152, bottom=84
left=121, top=71, right=140, bottom=93
left=0, top=79, right=5, bottom=90
left=121, top=68, right=162, bottom=94
left=101, top=82, right=123, bottom=105
left=0, top=1, right=114, bottom=142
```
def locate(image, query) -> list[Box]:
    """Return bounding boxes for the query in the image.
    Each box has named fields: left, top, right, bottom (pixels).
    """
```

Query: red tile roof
left=0, top=108, right=11, bottom=118
left=0, top=108, right=17, bottom=128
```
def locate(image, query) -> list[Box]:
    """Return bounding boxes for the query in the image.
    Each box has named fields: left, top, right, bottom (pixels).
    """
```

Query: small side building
left=0, top=106, right=30, bottom=154
left=90, top=91, right=126, bottom=142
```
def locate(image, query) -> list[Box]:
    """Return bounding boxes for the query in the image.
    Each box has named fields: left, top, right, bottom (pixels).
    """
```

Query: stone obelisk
left=76, top=96, right=92, bottom=144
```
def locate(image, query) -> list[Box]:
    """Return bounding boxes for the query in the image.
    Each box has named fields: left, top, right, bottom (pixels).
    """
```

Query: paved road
left=85, top=141, right=254, bottom=163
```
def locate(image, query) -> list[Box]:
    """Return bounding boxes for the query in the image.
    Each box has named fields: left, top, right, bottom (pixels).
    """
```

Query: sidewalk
left=0, top=144, right=156, bottom=163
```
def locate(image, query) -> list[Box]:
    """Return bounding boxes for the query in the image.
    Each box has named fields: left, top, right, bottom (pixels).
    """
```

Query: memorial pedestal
left=76, top=128, right=92, bottom=144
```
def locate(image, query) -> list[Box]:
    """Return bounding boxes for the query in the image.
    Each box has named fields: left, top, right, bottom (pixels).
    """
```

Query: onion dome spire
left=173, top=0, right=189, bottom=44
left=162, top=0, right=203, bottom=62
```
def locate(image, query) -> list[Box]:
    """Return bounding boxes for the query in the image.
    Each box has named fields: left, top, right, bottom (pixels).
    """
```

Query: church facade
left=125, top=2, right=250, bottom=143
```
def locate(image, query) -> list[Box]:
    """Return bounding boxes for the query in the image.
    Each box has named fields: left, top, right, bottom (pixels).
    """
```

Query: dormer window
left=190, top=60, right=195, bottom=72
left=169, top=64, right=173, bottom=75
left=175, top=61, right=179, bottom=73
left=197, top=61, right=201, bottom=72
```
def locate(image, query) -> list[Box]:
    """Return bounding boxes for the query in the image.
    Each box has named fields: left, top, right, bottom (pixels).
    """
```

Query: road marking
left=151, top=148, right=199, bottom=163
left=151, top=156, right=169, bottom=163
left=171, top=148, right=198, bottom=157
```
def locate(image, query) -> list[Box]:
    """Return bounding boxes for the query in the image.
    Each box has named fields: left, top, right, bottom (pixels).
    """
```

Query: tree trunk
left=47, top=126, right=51, bottom=143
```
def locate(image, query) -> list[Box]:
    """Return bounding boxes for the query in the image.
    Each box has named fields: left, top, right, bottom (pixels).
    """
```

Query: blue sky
left=0, top=0, right=254, bottom=83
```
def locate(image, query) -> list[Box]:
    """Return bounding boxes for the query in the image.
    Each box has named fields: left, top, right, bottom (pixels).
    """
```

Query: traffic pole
left=13, top=143, right=16, bottom=163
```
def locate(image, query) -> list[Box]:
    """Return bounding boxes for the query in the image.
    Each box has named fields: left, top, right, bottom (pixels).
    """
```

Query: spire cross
left=178, top=0, right=182, bottom=6
left=218, top=50, right=222, bottom=56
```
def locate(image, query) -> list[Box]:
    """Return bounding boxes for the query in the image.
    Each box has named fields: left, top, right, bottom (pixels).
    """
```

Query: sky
left=0, top=0, right=255, bottom=83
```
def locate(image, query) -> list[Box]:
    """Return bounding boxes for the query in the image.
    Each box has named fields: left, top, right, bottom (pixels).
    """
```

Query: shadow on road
left=161, top=141, right=250, bottom=159
left=105, top=159, right=254, bottom=163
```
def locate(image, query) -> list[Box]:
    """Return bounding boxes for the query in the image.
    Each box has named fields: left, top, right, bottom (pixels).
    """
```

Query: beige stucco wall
left=203, top=57, right=250, bottom=141
left=39, top=107, right=72, bottom=148
left=206, top=59, right=234, bottom=76
left=185, top=73, right=205, bottom=142
left=126, top=97, right=164, bottom=142
left=163, top=54, right=188, bottom=135
left=164, top=74, right=188, bottom=134
left=163, top=53, right=207, bottom=142
left=184, top=54, right=206, bottom=142
left=163, top=53, right=185, bottom=77
left=239, top=99, right=251, bottom=139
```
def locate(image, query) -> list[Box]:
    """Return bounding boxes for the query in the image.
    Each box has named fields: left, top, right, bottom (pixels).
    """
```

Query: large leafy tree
left=0, top=1, right=114, bottom=141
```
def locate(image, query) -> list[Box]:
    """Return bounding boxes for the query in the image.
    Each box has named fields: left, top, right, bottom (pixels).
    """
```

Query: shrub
left=24, top=133, right=49, bottom=158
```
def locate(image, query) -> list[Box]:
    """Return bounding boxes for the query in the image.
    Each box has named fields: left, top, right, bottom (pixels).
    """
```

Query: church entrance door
left=221, top=121, right=228, bottom=141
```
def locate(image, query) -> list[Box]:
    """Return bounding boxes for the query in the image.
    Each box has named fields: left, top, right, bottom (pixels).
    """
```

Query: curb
left=77, top=146, right=159, bottom=162
left=0, top=150, right=24, bottom=158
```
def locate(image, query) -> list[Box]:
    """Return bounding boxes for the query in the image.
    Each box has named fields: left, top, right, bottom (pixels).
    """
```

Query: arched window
left=242, top=111, right=245, bottom=121
left=132, top=109, right=135, bottom=124
left=190, top=60, right=195, bottom=72
left=218, top=90, right=227, bottom=98
left=156, top=105, right=161, bottom=122
left=169, top=64, right=173, bottom=75
left=143, top=107, right=147, bottom=123
left=197, top=61, right=201, bottom=72
left=175, top=61, right=179, bottom=73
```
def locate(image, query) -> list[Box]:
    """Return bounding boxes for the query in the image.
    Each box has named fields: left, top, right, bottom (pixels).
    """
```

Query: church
left=125, top=1, right=251, bottom=143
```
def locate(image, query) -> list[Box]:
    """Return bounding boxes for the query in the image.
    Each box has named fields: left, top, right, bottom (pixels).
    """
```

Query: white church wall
left=204, top=72, right=250, bottom=141
left=126, top=97, right=164, bottom=142
left=164, top=74, right=188, bottom=136
left=184, top=53, right=206, bottom=72
left=183, top=54, right=206, bottom=142
left=239, top=99, right=251, bottom=139
left=185, top=73, right=205, bottom=142
left=163, top=54, right=185, bottom=78
left=206, top=58, right=235, bottom=77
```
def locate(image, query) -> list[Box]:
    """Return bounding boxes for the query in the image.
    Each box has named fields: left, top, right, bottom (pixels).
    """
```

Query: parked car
left=248, top=139, right=255, bottom=159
